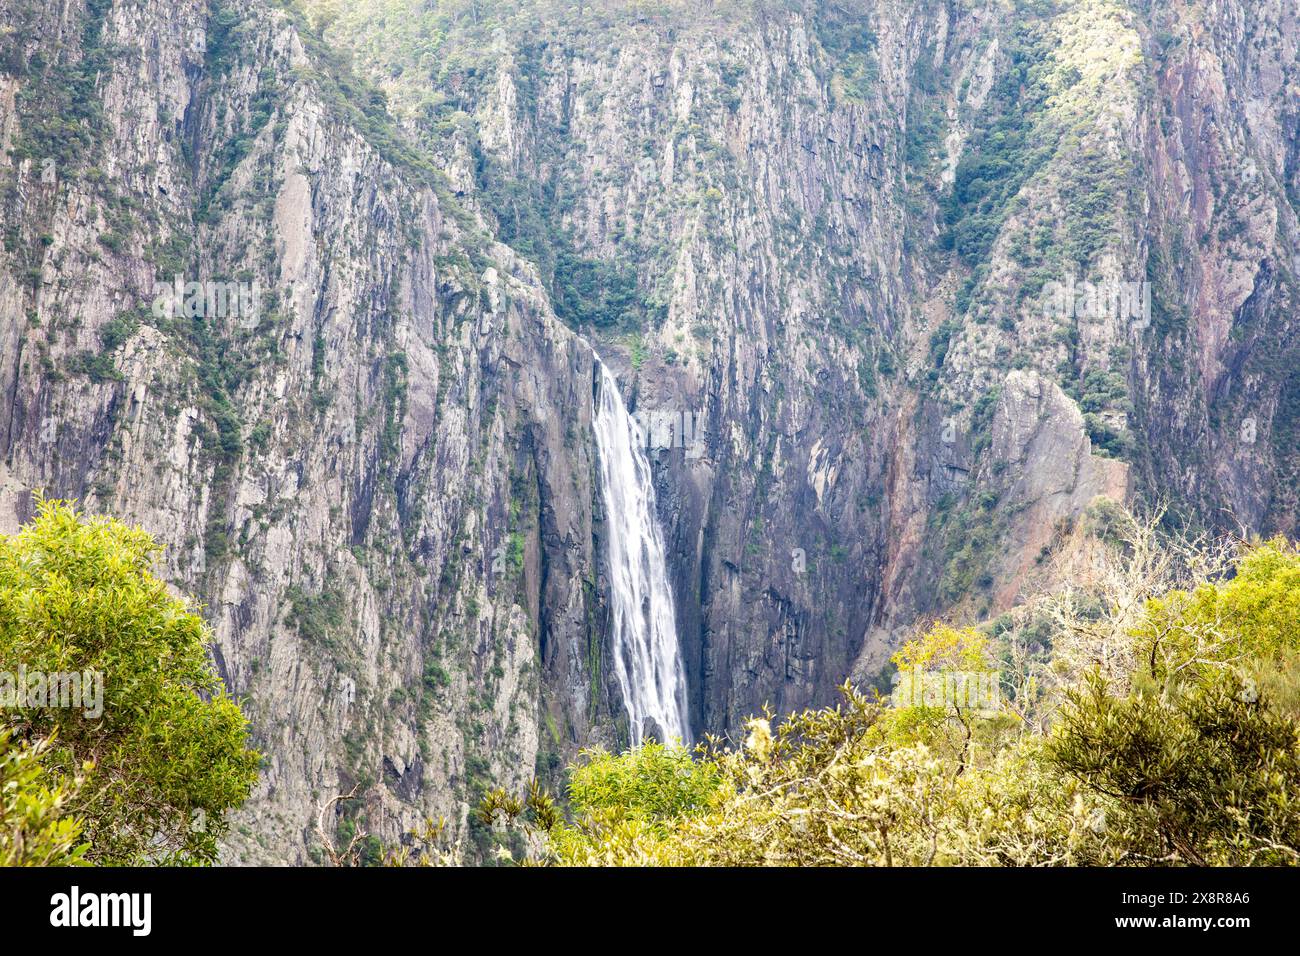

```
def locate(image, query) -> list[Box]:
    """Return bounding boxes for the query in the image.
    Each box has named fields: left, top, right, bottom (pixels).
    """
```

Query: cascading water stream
left=591, top=360, right=691, bottom=746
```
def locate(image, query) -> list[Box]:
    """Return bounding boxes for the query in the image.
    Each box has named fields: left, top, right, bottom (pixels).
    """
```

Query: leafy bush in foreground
left=0, top=500, right=260, bottom=865
left=0, top=729, right=87, bottom=866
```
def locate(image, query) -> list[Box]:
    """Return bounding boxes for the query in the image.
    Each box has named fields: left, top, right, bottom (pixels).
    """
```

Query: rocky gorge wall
left=0, top=0, right=631, bottom=863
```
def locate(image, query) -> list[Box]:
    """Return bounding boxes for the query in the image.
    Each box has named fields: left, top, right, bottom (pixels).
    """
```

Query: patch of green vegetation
left=927, top=488, right=1004, bottom=605
left=941, top=11, right=1058, bottom=268
left=1083, top=413, right=1133, bottom=459
left=1265, top=362, right=1300, bottom=522
left=925, top=318, right=962, bottom=383
left=628, top=333, right=647, bottom=370
left=380, top=350, right=409, bottom=465
left=1066, top=367, right=1133, bottom=460
left=1076, top=367, right=1128, bottom=415
left=814, top=1, right=880, bottom=102
left=718, top=60, right=746, bottom=111
left=903, top=48, right=947, bottom=176
left=507, top=531, right=525, bottom=575
left=285, top=585, right=348, bottom=648
left=969, top=385, right=1003, bottom=455
left=8, top=0, right=114, bottom=178
left=66, top=351, right=121, bottom=384
left=1145, top=244, right=1191, bottom=339
left=463, top=752, right=513, bottom=864
left=476, top=147, right=657, bottom=333
left=422, top=659, right=451, bottom=691
left=196, top=65, right=283, bottom=223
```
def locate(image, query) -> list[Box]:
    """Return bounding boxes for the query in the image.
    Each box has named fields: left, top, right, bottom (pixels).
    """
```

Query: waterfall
left=591, top=360, right=691, bottom=746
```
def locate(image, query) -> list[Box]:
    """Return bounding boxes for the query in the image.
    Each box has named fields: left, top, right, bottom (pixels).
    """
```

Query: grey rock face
left=0, top=0, right=619, bottom=862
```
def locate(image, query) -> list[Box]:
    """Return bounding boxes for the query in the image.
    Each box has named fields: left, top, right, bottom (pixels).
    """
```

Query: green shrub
left=0, top=499, right=259, bottom=864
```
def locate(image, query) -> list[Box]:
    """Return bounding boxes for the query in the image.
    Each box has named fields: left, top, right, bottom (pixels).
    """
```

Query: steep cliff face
left=463, top=6, right=922, bottom=732
left=0, top=0, right=628, bottom=863
left=2, top=0, right=1298, bottom=862
left=317, top=0, right=1300, bottom=723
left=1138, top=0, right=1300, bottom=535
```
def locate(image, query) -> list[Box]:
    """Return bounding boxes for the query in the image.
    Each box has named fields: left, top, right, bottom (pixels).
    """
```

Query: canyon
left=0, top=0, right=1297, bottom=862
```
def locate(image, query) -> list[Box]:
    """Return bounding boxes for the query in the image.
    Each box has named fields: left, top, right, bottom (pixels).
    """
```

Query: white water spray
left=591, top=360, right=691, bottom=746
